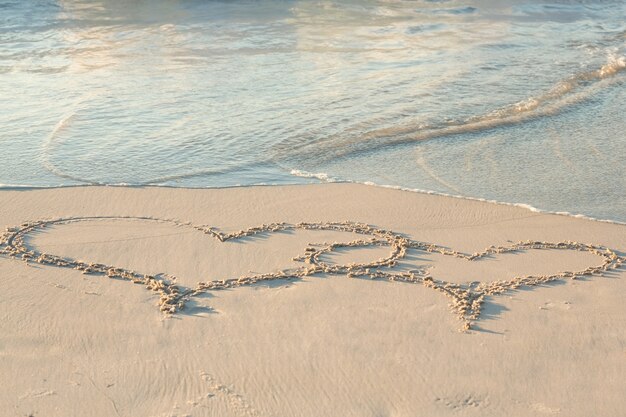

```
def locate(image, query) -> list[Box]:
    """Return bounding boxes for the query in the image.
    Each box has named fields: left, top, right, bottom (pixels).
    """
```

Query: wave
left=289, top=169, right=339, bottom=183
left=276, top=53, right=626, bottom=163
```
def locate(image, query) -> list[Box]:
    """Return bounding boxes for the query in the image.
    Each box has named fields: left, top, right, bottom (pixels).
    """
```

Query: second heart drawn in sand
left=1, top=216, right=623, bottom=331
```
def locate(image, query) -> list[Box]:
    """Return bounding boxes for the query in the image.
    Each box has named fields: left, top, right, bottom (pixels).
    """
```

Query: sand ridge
left=1, top=215, right=623, bottom=331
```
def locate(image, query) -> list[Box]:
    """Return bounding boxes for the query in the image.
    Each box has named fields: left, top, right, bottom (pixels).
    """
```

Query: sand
left=0, top=183, right=624, bottom=417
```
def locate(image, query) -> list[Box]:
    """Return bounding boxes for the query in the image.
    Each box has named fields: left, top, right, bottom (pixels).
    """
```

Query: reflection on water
left=0, top=0, right=625, bottom=221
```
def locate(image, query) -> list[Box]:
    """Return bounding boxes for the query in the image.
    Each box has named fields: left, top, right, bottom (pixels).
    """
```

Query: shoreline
left=2, top=180, right=625, bottom=226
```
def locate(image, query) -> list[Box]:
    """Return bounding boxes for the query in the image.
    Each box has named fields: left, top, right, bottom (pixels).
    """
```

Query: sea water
left=1, top=0, right=625, bottom=221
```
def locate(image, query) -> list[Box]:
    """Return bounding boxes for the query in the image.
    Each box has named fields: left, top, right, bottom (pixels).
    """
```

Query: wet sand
left=1, top=184, right=624, bottom=417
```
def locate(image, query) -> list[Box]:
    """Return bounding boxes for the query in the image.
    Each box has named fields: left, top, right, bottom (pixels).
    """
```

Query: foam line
left=288, top=169, right=626, bottom=225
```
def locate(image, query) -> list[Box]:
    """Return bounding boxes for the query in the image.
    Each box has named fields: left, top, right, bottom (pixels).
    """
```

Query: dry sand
left=0, top=184, right=624, bottom=417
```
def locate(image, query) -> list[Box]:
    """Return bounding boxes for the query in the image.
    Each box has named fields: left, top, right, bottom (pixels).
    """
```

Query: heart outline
left=1, top=216, right=623, bottom=331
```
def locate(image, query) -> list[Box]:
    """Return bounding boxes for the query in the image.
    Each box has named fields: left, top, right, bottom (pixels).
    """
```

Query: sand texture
left=0, top=184, right=625, bottom=417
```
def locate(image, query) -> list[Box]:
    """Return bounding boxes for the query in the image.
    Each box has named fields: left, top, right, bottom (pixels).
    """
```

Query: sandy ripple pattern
left=1, top=216, right=623, bottom=331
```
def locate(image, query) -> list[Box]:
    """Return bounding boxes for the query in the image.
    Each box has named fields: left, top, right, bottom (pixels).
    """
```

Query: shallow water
left=1, top=0, right=625, bottom=221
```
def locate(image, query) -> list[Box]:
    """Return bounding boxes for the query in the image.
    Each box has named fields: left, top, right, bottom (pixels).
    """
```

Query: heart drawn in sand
left=1, top=216, right=623, bottom=331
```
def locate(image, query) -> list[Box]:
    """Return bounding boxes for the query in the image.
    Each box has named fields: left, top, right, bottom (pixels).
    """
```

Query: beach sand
left=0, top=184, right=624, bottom=417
